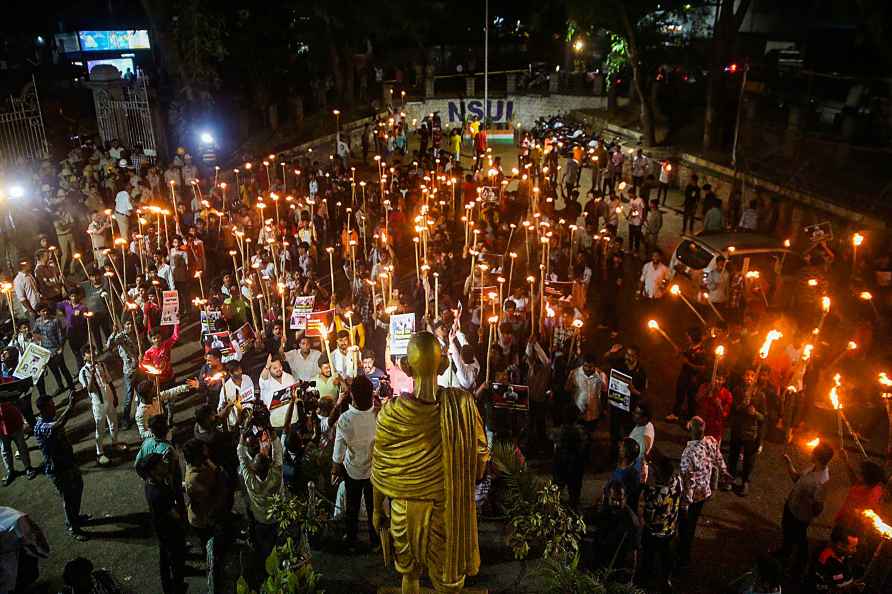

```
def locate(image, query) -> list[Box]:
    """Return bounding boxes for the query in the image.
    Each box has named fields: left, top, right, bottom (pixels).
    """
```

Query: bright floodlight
left=200, top=132, right=214, bottom=144
left=9, top=185, right=25, bottom=199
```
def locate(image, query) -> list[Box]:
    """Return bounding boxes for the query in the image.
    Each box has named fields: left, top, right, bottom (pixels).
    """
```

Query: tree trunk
left=341, top=48, right=355, bottom=107
left=328, top=40, right=344, bottom=102
left=702, top=0, right=753, bottom=151
left=615, top=1, right=656, bottom=146
left=633, top=70, right=657, bottom=147
left=140, top=0, right=196, bottom=104
left=702, top=69, right=722, bottom=151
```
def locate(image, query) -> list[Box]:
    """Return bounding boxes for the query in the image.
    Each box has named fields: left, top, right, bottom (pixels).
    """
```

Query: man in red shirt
left=0, top=401, right=38, bottom=484
left=141, top=324, right=180, bottom=388
left=461, top=174, right=477, bottom=208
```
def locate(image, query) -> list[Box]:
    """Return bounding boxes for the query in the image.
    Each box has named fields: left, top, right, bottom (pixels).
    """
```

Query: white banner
left=13, top=343, right=52, bottom=382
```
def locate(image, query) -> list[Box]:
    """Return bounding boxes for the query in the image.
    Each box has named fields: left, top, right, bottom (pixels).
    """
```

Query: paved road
left=3, top=139, right=886, bottom=593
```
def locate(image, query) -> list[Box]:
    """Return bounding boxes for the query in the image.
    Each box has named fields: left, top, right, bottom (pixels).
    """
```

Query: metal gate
left=0, top=77, right=49, bottom=166
left=93, top=76, right=157, bottom=160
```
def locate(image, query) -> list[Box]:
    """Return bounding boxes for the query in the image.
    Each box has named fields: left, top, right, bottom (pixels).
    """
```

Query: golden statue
left=372, top=331, right=489, bottom=593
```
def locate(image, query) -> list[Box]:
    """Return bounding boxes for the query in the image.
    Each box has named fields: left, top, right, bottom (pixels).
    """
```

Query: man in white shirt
left=284, top=336, right=322, bottom=382
left=331, top=376, right=377, bottom=550
left=566, top=355, right=605, bottom=431
left=13, top=261, right=41, bottom=320
left=218, top=360, right=255, bottom=428
left=114, top=186, right=133, bottom=239
left=627, top=192, right=646, bottom=255
left=86, top=212, right=111, bottom=267
left=447, top=328, right=480, bottom=391
left=258, top=355, right=295, bottom=408
left=433, top=321, right=456, bottom=388
left=705, top=255, right=731, bottom=306
left=330, top=330, right=358, bottom=380
left=638, top=251, right=670, bottom=299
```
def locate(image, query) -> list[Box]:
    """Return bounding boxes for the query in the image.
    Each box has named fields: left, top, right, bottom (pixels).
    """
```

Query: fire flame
left=802, top=344, right=814, bottom=360
left=647, top=320, right=659, bottom=330
left=821, top=296, right=831, bottom=313
left=759, top=330, right=782, bottom=360
left=805, top=437, right=820, bottom=449
left=670, top=284, right=681, bottom=296
left=829, top=373, right=842, bottom=410
left=715, top=345, right=725, bottom=357
left=142, top=364, right=162, bottom=376
left=862, top=509, right=892, bottom=539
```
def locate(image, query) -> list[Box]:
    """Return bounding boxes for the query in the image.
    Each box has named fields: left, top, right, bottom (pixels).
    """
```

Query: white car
left=668, top=232, right=797, bottom=307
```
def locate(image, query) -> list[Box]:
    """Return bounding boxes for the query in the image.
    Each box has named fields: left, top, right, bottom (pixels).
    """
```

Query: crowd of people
left=0, top=109, right=889, bottom=594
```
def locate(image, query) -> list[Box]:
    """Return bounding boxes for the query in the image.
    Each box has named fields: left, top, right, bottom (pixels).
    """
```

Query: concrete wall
left=402, top=95, right=625, bottom=130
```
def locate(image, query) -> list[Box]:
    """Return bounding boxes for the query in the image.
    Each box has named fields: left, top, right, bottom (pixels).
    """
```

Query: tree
left=140, top=0, right=226, bottom=141
left=701, top=0, right=752, bottom=151
left=567, top=0, right=692, bottom=147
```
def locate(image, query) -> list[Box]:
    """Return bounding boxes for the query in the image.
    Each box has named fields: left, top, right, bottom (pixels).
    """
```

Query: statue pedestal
left=378, top=586, right=489, bottom=594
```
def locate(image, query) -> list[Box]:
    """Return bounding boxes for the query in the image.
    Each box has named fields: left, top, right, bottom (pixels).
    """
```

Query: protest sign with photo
left=289, top=295, right=315, bottom=330
left=231, top=323, right=255, bottom=355
left=389, top=313, right=415, bottom=356
left=13, top=343, right=52, bottom=382
left=305, top=308, right=334, bottom=338
left=200, top=309, right=223, bottom=335
left=270, top=384, right=296, bottom=408
left=490, top=382, right=530, bottom=411
left=160, top=290, right=180, bottom=326
left=203, top=331, right=239, bottom=362
left=607, top=368, right=633, bottom=412
left=480, top=186, right=498, bottom=203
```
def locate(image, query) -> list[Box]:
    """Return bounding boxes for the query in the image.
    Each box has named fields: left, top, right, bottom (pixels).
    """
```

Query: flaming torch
left=759, top=329, right=782, bottom=360
left=647, top=320, right=679, bottom=351
left=669, top=284, right=707, bottom=326
left=817, top=296, right=831, bottom=332
left=862, top=509, right=892, bottom=587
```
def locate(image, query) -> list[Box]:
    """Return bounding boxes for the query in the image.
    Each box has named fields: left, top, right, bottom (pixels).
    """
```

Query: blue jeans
left=121, top=372, right=136, bottom=422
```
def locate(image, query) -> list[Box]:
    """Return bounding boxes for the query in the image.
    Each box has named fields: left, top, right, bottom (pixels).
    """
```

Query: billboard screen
left=78, top=30, right=150, bottom=52
left=86, top=58, right=135, bottom=77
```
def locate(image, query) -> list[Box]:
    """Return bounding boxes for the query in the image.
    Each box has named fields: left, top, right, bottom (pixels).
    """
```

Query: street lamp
left=573, top=39, right=584, bottom=52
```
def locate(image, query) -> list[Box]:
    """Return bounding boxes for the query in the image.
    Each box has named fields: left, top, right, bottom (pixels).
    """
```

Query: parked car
left=668, top=232, right=800, bottom=308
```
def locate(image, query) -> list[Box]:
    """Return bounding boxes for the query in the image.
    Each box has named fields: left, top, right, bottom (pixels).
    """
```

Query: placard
left=160, top=290, right=179, bottom=326
left=236, top=386, right=255, bottom=405
left=607, top=368, right=633, bottom=412
left=480, top=186, right=498, bottom=203
left=305, top=308, right=334, bottom=338
left=289, top=295, right=315, bottom=330
left=200, top=309, right=223, bottom=335
left=544, top=280, right=574, bottom=300
left=13, top=343, right=52, bottom=382
left=271, top=384, right=296, bottom=409
left=389, top=313, right=415, bottom=356
left=490, top=382, right=530, bottom=411
left=203, top=331, right=239, bottom=362
left=232, top=323, right=255, bottom=355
